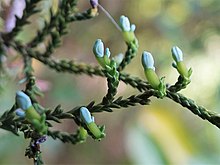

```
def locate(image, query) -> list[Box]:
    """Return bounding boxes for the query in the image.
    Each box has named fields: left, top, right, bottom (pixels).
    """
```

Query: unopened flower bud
left=142, top=51, right=155, bottom=71
left=119, top=15, right=137, bottom=44
left=80, top=107, right=105, bottom=140
left=80, top=107, right=93, bottom=124
left=171, top=46, right=183, bottom=62
left=120, top=15, right=131, bottom=32
left=141, top=51, right=166, bottom=97
left=105, top=48, right=111, bottom=58
left=93, top=39, right=104, bottom=58
left=171, top=46, right=192, bottom=82
left=16, top=91, right=32, bottom=110
left=130, top=24, right=136, bottom=32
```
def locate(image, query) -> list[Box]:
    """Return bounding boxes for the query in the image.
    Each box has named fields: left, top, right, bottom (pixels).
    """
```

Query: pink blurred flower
left=36, top=79, right=52, bottom=92
left=4, top=0, right=26, bottom=32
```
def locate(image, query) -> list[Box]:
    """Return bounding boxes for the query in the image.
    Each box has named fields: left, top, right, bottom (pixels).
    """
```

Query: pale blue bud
left=93, top=39, right=104, bottom=58
left=142, top=51, right=155, bottom=71
left=130, top=24, right=136, bottom=32
left=171, top=46, right=183, bottom=62
left=80, top=107, right=93, bottom=124
left=15, top=108, right=26, bottom=117
left=120, top=15, right=131, bottom=32
left=105, top=48, right=111, bottom=58
left=16, top=91, right=32, bottom=110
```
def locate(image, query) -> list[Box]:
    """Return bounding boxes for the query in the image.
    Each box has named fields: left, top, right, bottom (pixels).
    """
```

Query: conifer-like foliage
left=0, top=0, right=220, bottom=164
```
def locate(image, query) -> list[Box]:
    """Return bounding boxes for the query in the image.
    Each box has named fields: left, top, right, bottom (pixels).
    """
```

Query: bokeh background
left=1, top=0, right=220, bottom=164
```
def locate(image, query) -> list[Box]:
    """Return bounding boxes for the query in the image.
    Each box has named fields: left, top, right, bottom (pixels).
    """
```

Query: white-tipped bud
left=105, top=48, right=111, bottom=58
left=119, top=15, right=131, bottom=32
left=16, top=91, right=32, bottom=110
left=130, top=24, right=136, bottom=32
left=141, top=51, right=155, bottom=71
left=93, top=39, right=104, bottom=58
left=171, top=46, right=183, bottom=62
left=80, top=107, right=93, bottom=124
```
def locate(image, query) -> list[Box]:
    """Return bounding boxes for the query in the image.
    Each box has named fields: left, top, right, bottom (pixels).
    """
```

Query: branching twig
left=0, top=0, right=220, bottom=164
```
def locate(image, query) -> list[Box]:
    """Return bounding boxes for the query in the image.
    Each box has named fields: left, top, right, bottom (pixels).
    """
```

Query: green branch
left=11, top=41, right=220, bottom=130
left=118, top=44, right=138, bottom=71
left=28, top=1, right=96, bottom=48
left=47, top=130, right=83, bottom=144
left=166, top=91, right=220, bottom=129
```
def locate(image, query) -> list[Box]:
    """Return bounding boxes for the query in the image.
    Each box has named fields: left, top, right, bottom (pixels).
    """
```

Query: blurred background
left=1, top=0, right=220, bottom=164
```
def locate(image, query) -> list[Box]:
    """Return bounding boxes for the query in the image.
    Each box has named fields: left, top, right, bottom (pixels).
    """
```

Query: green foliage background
left=1, top=0, right=220, bottom=164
